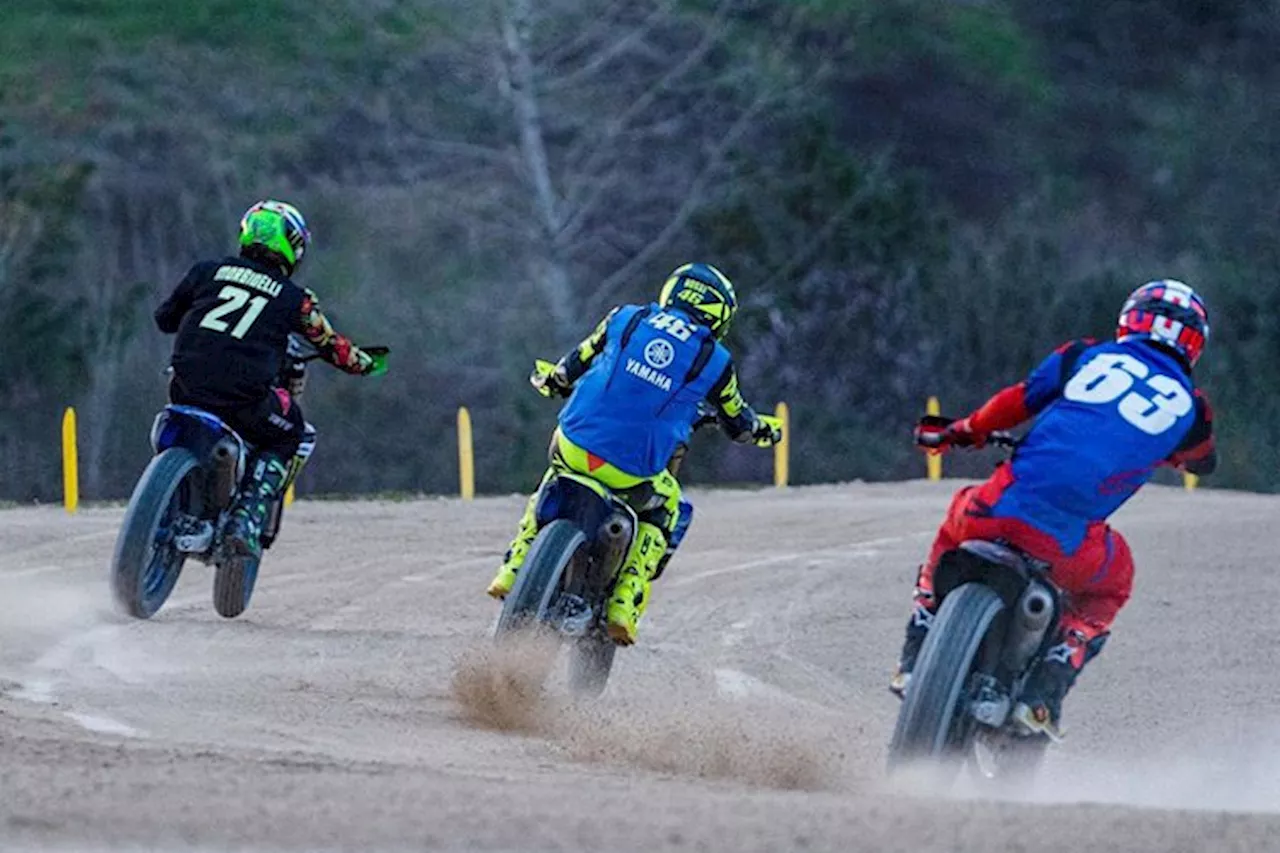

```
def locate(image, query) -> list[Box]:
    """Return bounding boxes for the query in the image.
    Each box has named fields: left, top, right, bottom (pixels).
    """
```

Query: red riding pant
left=913, top=465, right=1134, bottom=670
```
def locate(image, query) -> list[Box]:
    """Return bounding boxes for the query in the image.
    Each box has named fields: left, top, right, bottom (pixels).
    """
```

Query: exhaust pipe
left=599, top=513, right=633, bottom=548
left=1001, top=582, right=1055, bottom=673
left=211, top=440, right=240, bottom=509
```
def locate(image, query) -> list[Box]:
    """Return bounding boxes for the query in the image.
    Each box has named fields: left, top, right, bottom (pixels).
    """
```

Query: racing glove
left=751, top=414, right=784, bottom=448
left=530, top=359, right=572, bottom=398
left=357, top=346, right=391, bottom=377
left=914, top=415, right=987, bottom=450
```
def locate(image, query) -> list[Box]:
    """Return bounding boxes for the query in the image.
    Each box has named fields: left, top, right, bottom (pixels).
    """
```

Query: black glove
left=914, top=414, right=988, bottom=450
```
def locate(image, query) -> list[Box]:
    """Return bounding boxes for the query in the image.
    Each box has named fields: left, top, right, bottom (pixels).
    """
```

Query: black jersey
left=156, top=256, right=306, bottom=406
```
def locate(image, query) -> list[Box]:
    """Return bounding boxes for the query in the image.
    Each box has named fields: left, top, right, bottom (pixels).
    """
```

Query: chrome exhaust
left=1002, top=582, right=1055, bottom=673
left=599, top=513, right=633, bottom=548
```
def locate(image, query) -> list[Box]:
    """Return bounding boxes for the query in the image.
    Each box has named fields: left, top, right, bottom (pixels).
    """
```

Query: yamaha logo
left=643, top=339, right=675, bottom=369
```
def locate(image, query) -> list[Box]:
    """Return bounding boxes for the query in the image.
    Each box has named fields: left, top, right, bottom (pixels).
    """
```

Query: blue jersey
left=996, top=339, right=1207, bottom=554
left=558, top=304, right=731, bottom=477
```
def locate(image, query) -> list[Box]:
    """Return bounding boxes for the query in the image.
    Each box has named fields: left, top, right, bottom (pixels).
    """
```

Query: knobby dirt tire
left=213, top=547, right=261, bottom=619
left=111, top=448, right=198, bottom=619
left=888, top=582, right=1005, bottom=770
left=495, top=519, right=586, bottom=638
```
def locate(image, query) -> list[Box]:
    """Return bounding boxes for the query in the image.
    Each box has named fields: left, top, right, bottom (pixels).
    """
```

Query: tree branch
left=543, top=0, right=680, bottom=93
left=765, top=154, right=893, bottom=291
left=562, top=0, right=737, bottom=208
left=500, top=0, right=564, bottom=237
left=592, top=87, right=771, bottom=304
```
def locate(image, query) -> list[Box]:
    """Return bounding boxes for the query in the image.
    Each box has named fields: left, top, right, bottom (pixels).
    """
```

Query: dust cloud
left=451, top=632, right=840, bottom=791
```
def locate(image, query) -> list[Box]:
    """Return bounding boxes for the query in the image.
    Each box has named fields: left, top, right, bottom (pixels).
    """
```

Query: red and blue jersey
left=977, top=339, right=1214, bottom=554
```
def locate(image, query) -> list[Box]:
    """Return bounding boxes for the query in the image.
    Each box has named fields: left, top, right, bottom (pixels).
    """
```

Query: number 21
left=199, top=285, right=268, bottom=339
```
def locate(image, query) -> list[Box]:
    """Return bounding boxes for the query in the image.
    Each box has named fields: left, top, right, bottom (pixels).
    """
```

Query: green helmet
left=658, top=262, right=738, bottom=339
left=238, top=199, right=311, bottom=275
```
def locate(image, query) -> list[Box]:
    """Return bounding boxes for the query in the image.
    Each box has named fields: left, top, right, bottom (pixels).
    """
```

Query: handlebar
left=986, top=431, right=1017, bottom=448
left=917, top=429, right=1017, bottom=451
left=692, top=403, right=719, bottom=432
left=286, top=333, right=322, bottom=363
left=915, top=413, right=1016, bottom=451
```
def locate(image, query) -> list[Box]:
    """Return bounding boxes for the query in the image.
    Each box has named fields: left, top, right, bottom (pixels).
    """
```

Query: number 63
left=1063, top=353, right=1192, bottom=436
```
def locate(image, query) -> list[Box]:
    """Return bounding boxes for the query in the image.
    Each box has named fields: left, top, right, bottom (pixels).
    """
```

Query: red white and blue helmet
left=1116, top=279, right=1209, bottom=367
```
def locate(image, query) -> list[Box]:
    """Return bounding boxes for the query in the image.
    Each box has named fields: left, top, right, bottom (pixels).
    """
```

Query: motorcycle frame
left=534, top=472, right=639, bottom=615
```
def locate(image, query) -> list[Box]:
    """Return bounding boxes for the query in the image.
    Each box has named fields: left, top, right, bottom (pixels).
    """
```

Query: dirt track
left=3, top=482, right=1279, bottom=852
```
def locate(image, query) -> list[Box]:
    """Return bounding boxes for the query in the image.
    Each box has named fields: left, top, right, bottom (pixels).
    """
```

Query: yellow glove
left=530, top=359, right=571, bottom=398
left=752, top=414, right=783, bottom=448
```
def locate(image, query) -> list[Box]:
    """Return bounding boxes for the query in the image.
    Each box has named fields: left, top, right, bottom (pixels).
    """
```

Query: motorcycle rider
left=893, top=280, right=1216, bottom=737
left=155, top=199, right=387, bottom=561
left=487, top=262, right=782, bottom=645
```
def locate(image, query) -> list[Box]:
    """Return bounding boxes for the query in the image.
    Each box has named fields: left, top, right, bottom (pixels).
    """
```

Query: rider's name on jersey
left=624, top=357, right=673, bottom=391
left=214, top=265, right=283, bottom=298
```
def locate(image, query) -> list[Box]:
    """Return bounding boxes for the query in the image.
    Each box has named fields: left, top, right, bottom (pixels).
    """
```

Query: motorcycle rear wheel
left=111, top=448, right=198, bottom=619
left=495, top=519, right=586, bottom=637
left=888, top=582, right=1005, bottom=772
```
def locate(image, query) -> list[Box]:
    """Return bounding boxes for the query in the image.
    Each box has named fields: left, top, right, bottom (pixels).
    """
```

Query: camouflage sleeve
left=296, top=288, right=374, bottom=375
left=706, top=361, right=760, bottom=443
left=558, top=308, right=617, bottom=384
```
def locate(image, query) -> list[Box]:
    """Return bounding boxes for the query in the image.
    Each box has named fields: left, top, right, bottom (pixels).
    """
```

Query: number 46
left=1063, top=353, right=1192, bottom=436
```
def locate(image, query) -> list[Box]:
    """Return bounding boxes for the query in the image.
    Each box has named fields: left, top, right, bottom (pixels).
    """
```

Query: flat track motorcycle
left=110, top=335, right=356, bottom=619
left=887, top=420, right=1060, bottom=782
left=493, top=359, right=780, bottom=697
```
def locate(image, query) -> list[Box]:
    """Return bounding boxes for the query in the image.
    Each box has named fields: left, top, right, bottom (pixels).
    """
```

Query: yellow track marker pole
left=458, top=407, right=475, bottom=501
left=926, top=396, right=942, bottom=482
left=774, top=402, right=790, bottom=488
left=62, top=407, right=79, bottom=513
left=1184, top=472, right=1198, bottom=491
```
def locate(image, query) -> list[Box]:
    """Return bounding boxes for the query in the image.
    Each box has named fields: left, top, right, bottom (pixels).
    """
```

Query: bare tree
left=491, top=0, right=791, bottom=338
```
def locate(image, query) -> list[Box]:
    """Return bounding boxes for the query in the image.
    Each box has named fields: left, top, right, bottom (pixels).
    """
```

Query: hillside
left=4, top=0, right=1279, bottom=500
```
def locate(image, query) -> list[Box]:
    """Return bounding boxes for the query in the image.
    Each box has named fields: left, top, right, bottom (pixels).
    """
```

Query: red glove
left=914, top=415, right=988, bottom=451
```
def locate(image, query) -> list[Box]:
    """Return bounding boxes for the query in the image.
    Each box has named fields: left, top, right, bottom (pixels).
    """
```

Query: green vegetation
left=5, top=0, right=1279, bottom=500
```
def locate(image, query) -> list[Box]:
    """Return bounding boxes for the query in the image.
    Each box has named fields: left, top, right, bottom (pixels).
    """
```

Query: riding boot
left=488, top=468, right=554, bottom=599
left=224, top=452, right=290, bottom=561
left=283, top=422, right=317, bottom=492
left=606, top=521, right=667, bottom=645
left=650, top=498, right=693, bottom=581
left=889, top=600, right=935, bottom=697
left=1012, top=629, right=1107, bottom=739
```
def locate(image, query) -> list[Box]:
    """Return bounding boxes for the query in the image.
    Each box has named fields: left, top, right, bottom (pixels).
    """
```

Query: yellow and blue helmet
left=658, top=262, right=738, bottom=340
